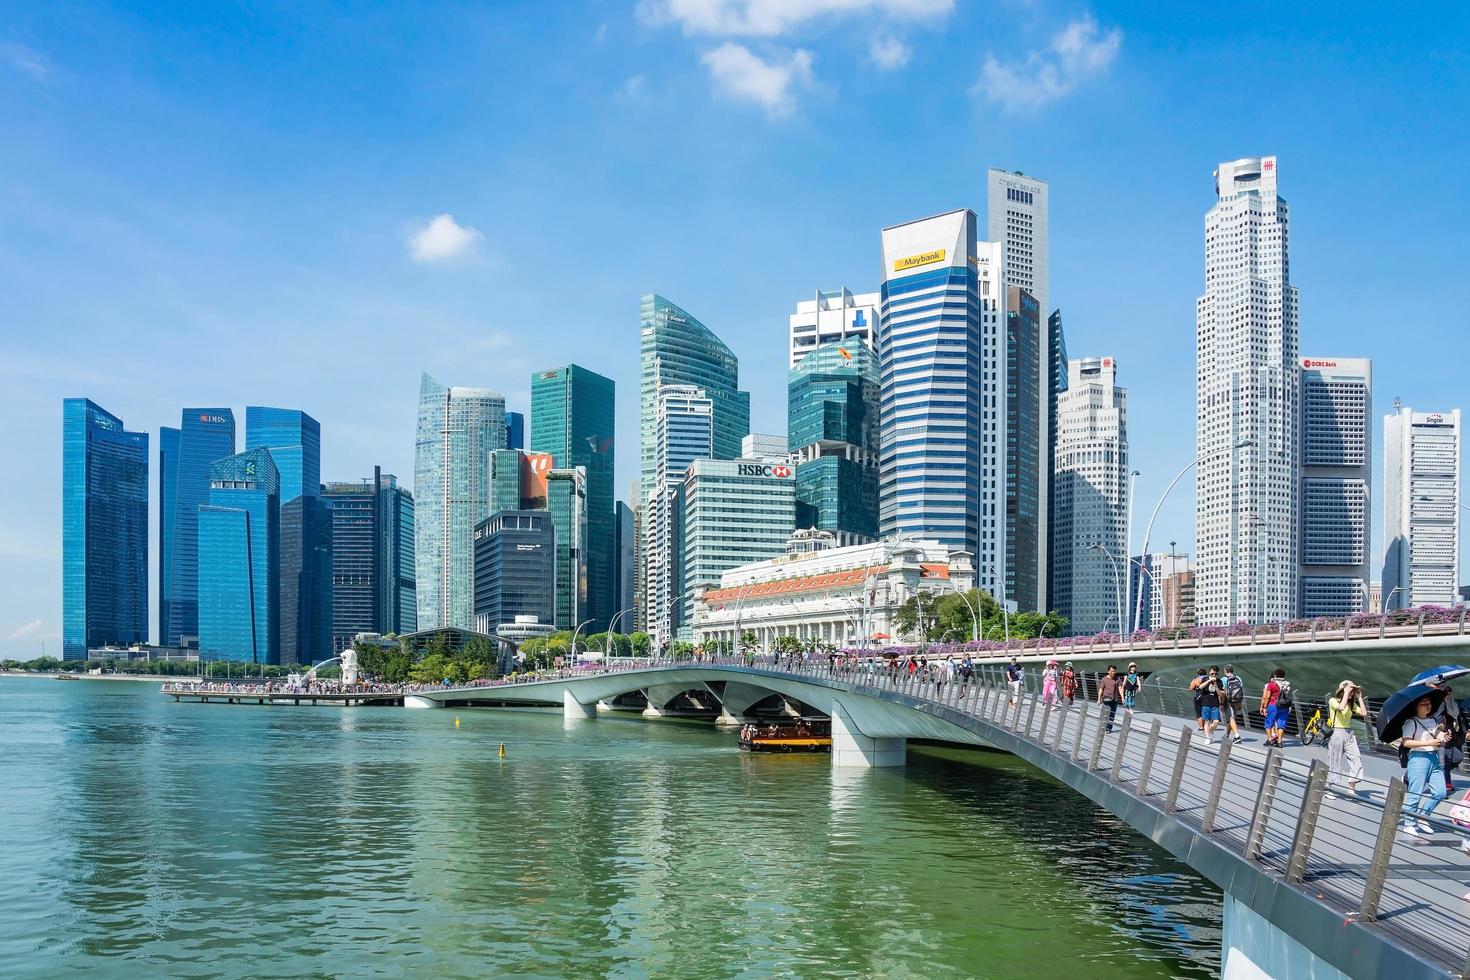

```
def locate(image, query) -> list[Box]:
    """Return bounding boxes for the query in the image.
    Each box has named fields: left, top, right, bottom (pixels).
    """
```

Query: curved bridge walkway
left=421, top=657, right=1470, bottom=979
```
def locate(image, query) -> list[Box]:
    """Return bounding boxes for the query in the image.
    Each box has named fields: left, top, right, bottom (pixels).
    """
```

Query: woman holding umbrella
left=1380, top=687, right=1454, bottom=840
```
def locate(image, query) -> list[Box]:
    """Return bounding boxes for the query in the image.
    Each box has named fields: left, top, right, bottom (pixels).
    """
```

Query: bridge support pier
left=563, top=691, right=596, bottom=720
left=404, top=695, right=440, bottom=709
left=830, top=700, right=905, bottom=767
left=1220, top=894, right=1351, bottom=980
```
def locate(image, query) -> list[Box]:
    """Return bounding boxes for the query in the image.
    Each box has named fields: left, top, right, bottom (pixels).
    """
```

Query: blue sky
left=3, top=0, right=1467, bottom=657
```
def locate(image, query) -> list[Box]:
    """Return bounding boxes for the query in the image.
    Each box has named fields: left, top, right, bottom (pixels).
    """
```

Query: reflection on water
left=0, top=679, right=1221, bottom=978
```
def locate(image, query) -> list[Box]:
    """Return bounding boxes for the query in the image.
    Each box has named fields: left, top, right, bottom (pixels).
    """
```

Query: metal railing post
left=1110, top=711, right=1133, bottom=783
left=1071, top=703, right=1091, bottom=761
left=1088, top=705, right=1109, bottom=771
left=1164, top=727, right=1194, bottom=813
left=1244, top=751, right=1284, bottom=860
left=1136, top=718, right=1162, bottom=795
left=1039, top=702, right=1053, bottom=746
left=1199, top=737, right=1234, bottom=833
left=1025, top=695, right=1038, bottom=738
left=1284, top=760, right=1330, bottom=884
left=1051, top=704, right=1068, bottom=753
left=1358, top=777, right=1406, bottom=922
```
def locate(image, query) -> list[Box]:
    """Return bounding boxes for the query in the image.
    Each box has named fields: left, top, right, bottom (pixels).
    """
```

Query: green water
left=0, top=677, right=1221, bottom=978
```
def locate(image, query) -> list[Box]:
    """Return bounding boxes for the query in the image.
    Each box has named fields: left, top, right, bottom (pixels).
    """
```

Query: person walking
left=1061, top=662, right=1079, bottom=705
left=1259, top=668, right=1292, bottom=748
left=1189, top=668, right=1209, bottom=733
left=1041, top=659, right=1060, bottom=706
left=1122, top=662, right=1142, bottom=716
left=1006, top=657, right=1023, bottom=706
left=1097, top=665, right=1124, bottom=733
left=1438, top=685, right=1462, bottom=793
left=1223, top=664, right=1247, bottom=738
left=1199, top=667, right=1224, bottom=743
left=1402, top=694, right=1452, bottom=840
left=1326, top=679, right=1367, bottom=794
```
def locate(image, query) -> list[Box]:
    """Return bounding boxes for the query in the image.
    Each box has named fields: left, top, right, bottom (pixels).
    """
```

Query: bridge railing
left=717, top=655, right=1470, bottom=977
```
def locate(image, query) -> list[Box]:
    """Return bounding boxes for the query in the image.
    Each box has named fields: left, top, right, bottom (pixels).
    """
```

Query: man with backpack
left=1259, top=668, right=1293, bottom=748
left=1223, top=664, right=1246, bottom=743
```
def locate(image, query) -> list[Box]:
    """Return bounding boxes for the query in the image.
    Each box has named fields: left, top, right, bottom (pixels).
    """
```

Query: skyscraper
left=613, top=500, right=636, bottom=629
left=247, top=407, right=329, bottom=666
left=987, top=169, right=1049, bottom=325
left=546, top=467, right=588, bottom=629
left=1196, top=156, right=1300, bottom=624
left=1005, top=286, right=1043, bottom=611
left=531, top=364, right=615, bottom=630
left=321, top=469, right=416, bottom=653
left=1384, top=404, right=1461, bottom=610
left=414, top=373, right=506, bottom=631
left=62, top=399, right=149, bottom=659
left=1051, top=357, right=1128, bottom=635
left=878, top=211, right=1003, bottom=596
left=473, top=510, right=555, bottom=635
left=645, top=384, right=713, bottom=647
left=788, top=340, right=879, bottom=545
left=1046, top=310, right=1068, bottom=609
left=199, top=448, right=280, bottom=663
left=158, top=425, right=179, bottom=645
left=788, top=287, right=878, bottom=368
left=1300, top=357, right=1372, bottom=616
left=504, top=411, right=525, bottom=451
left=639, top=293, right=749, bottom=513
left=158, top=408, right=236, bottom=646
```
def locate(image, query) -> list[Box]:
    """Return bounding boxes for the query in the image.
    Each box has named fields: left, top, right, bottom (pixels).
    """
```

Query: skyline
left=6, top=1, right=1470, bottom=657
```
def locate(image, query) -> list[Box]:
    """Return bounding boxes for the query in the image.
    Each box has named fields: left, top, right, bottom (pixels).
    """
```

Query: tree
left=739, top=630, right=757, bottom=653
left=629, top=632, right=651, bottom=657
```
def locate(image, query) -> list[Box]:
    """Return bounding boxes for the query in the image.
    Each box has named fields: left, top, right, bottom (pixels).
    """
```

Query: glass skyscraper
left=546, top=467, right=588, bottom=630
left=62, top=399, right=149, bottom=659
left=199, top=448, right=280, bottom=663
left=788, top=340, right=879, bottom=544
left=321, top=468, right=416, bottom=652
left=645, top=385, right=714, bottom=647
left=159, top=408, right=236, bottom=646
left=531, top=364, right=615, bottom=630
left=473, top=510, right=555, bottom=634
left=878, top=210, right=988, bottom=568
left=247, top=407, right=329, bottom=666
left=504, top=411, right=525, bottom=451
left=414, top=373, right=506, bottom=630
left=1005, top=286, right=1042, bottom=611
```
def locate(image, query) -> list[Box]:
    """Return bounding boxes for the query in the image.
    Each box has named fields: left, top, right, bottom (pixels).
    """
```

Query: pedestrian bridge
left=409, top=658, right=1470, bottom=979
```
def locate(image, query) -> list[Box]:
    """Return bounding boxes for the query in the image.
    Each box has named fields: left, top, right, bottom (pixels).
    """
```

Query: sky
left=2, top=0, right=1468, bottom=658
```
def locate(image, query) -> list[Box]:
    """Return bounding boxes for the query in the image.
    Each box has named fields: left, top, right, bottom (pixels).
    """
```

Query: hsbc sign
left=737, top=463, right=792, bottom=478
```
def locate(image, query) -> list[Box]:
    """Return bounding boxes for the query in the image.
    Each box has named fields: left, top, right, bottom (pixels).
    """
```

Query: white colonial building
left=691, top=531, right=975, bottom=651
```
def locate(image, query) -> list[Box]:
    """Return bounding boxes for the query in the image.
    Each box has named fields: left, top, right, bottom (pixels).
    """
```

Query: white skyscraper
left=414, top=373, right=507, bottom=631
left=1383, top=404, right=1461, bottom=610
left=1195, top=156, right=1300, bottom=625
left=1051, top=356, right=1128, bottom=635
left=645, top=384, right=713, bottom=648
left=989, top=169, right=1051, bottom=612
left=1300, top=357, right=1372, bottom=615
left=788, top=288, right=878, bottom=368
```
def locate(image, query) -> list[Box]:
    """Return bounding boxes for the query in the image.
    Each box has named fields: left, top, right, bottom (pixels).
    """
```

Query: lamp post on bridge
left=606, top=607, right=635, bottom=659
left=1089, top=543, right=1126, bottom=637
left=569, top=618, right=595, bottom=665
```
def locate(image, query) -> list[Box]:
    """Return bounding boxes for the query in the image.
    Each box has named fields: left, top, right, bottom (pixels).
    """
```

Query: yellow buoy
left=454, top=716, right=461, bottom=729
left=499, top=742, right=506, bottom=759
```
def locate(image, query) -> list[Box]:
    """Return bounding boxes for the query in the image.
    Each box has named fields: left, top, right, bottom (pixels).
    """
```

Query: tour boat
left=737, top=718, right=832, bottom=753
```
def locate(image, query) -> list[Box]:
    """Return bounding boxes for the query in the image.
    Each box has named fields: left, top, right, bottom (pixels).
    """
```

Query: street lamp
left=1089, top=543, right=1125, bottom=635
left=986, top=564, right=1010, bottom=644
left=947, top=579, right=980, bottom=644
left=1132, top=439, right=1254, bottom=634
left=606, top=607, right=635, bottom=659
left=569, top=618, right=595, bottom=664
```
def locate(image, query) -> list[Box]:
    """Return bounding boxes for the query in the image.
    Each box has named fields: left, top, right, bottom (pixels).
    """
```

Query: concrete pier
left=830, top=700, right=905, bottom=768
left=563, top=690, right=596, bottom=720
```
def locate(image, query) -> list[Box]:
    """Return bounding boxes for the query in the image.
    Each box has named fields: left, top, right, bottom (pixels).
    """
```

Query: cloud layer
left=701, top=43, right=815, bottom=116
left=978, top=15, right=1122, bottom=112
left=407, top=214, right=482, bottom=263
left=641, top=0, right=951, bottom=37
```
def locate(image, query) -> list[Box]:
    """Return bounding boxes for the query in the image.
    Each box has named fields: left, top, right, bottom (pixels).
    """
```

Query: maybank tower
left=879, top=209, right=1003, bottom=596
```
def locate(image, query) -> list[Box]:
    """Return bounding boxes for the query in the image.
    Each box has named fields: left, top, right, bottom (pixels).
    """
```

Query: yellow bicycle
left=1299, top=708, right=1325, bottom=746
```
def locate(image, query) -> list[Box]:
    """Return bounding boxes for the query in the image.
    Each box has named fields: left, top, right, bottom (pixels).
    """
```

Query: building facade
left=1384, top=405, right=1461, bottom=609
left=692, top=537, right=974, bottom=651
left=1158, top=561, right=1198, bottom=630
left=788, top=340, right=880, bottom=545
left=504, top=411, right=524, bottom=451
left=788, top=287, right=878, bottom=368
left=414, top=373, right=506, bottom=631
left=62, top=399, right=149, bottom=659
left=546, top=467, right=588, bottom=630
left=680, top=458, right=797, bottom=634
left=613, top=500, right=636, bottom=629
left=1046, top=310, right=1068, bottom=610
left=473, top=510, right=555, bottom=635
left=1299, top=357, right=1372, bottom=616
left=1005, top=286, right=1043, bottom=611
left=246, top=407, right=329, bottom=667
left=531, top=364, right=616, bottom=630
left=321, top=469, right=416, bottom=654
left=644, top=385, right=714, bottom=647
left=198, top=448, right=280, bottom=663
left=742, top=433, right=788, bottom=459
left=1196, top=156, right=1301, bottom=624
left=987, top=169, right=1049, bottom=328
left=879, top=210, right=1003, bottom=595
left=158, top=408, right=235, bottom=647
left=1050, top=357, right=1128, bottom=635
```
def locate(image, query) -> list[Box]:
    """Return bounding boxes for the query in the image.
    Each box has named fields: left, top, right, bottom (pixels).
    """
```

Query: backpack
left=1274, top=680, right=1294, bottom=709
left=1225, top=674, right=1244, bottom=702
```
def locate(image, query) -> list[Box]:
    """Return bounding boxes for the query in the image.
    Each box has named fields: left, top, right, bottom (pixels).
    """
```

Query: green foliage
left=628, top=632, right=651, bottom=657
left=891, top=589, right=1067, bottom=643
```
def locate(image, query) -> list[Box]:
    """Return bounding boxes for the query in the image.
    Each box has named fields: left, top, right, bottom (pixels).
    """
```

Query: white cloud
left=977, top=15, right=1122, bottom=112
left=701, top=43, right=815, bottom=117
left=617, top=74, right=648, bottom=101
left=8, top=618, right=43, bottom=641
left=406, top=214, right=483, bottom=263
left=1, top=42, right=50, bottom=80
left=869, top=35, right=909, bottom=70
left=640, top=0, right=951, bottom=37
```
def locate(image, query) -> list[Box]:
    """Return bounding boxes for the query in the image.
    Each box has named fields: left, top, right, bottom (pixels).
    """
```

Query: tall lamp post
left=569, top=618, right=595, bottom=664
left=1089, top=543, right=1126, bottom=636
left=986, top=564, right=1010, bottom=644
left=606, top=607, right=635, bottom=658
left=1132, top=439, right=1254, bottom=635
left=947, top=579, right=981, bottom=644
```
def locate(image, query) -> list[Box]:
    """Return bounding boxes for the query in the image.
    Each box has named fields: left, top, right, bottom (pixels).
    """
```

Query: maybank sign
left=892, top=248, right=946, bottom=273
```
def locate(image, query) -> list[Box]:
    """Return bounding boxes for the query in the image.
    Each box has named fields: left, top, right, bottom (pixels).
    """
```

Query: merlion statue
left=342, top=647, right=359, bottom=685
